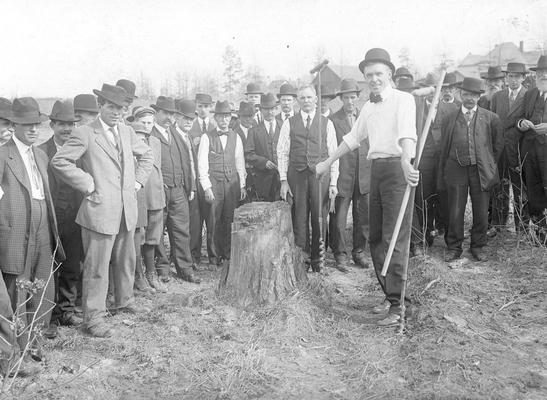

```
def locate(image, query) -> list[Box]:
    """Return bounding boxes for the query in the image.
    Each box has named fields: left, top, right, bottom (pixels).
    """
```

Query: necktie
left=348, top=114, right=354, bottom=128
left=110, top=127, right=121, bottom=153
left=285, top=113, right=290, bottom=121
left=27, top=147, right=43, bottom=197
left=305, top=115, right=311, bottom=131
left=202, top=119, right=207, bottom=133
left=268, top=121, right=274, bottom=136
left=369, top=93, right=382, bottom=103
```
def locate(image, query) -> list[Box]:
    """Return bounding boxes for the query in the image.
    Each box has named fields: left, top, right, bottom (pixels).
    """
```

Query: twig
left=419, top=277, right=440, bottom=295
left=498, top=291, right=543, bottom=312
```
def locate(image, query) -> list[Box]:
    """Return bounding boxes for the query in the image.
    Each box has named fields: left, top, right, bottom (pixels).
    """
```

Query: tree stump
left=219, top=201, right=307, bottom=307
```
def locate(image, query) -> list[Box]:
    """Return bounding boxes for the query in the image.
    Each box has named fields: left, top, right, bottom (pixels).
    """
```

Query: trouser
left=206, top=177, right=240, bottom=260
left=158, top=186, right=194, bottom=276
left=134, top=227, right=145, bottom=281
left=81, top=218, right=136, bottom=328
left=3, top=199, right=54, bottom=350
left=369, top=158, right=412, bottom=313
left=412, top=154, right=441, bottom=247
left=189, top=189, right=202, bottom=264
left=522, top=136, right=547, bottom=223
left=330, top=180, right=369, bottom=262
left=288, top=167, right=329, bottom=264
left=445, top=160, right=490, bottom=252
left=51, top=217, right=82, bottom=323
left=0, top=277, right=15, bottom=360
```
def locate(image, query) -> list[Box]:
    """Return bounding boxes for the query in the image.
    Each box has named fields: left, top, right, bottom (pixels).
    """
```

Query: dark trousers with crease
left=445, top=159, right=489, bottom=252
left=369, top=159, right=412, bottom=312
left=189, top=191, right=202, bottom=264
left=522, top=136, right=547, bottom=222
left=412, top=154, right=441, bottom=247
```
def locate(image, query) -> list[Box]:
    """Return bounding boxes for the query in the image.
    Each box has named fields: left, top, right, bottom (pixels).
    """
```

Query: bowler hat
left=396, top=77, right=419, bottom=92
left=116, top=79, right=138, bottom=99
left=442, top=72, right=458, bottom=87
left=150, top=96, right=177, bottom=113
left=49, top=100, right=81, bottom=123
left=337, top=78, right=361, bottom=96
left=277, top=83, right=297, bottom=98
left=0, top=98, right=12, bottom=121
left=503, top=62, right=527, bottom=74
left=259, top=93, right=279, bottom=109
left=358, top=48, right=395, bottom=74
left=195, top=93, right=213, bottom=104
left=530, top=55, right=547, bottom=71
left=456, top=77, right=485, bottom=94
left=480, top=66, right=505, bottom=80
left=237, top=101, right=255, bottom=117
left=93, top=84, right=130, bottom=107
left=9, top=97, right=48, bottom=124
left=175, top=99, right=196, bottom=119
left=126, top=105, right=155, bottom=123
left=394, top=67, right=413, bottom=80
left=73, top=94, right=99, bottom=113
left=132, top=122, right=148, bottom=135
left=214, top=100, right=232, bottom=115
left=315, top=83, right=336, bottom=99
left=245, top=83, right=263, bottom=95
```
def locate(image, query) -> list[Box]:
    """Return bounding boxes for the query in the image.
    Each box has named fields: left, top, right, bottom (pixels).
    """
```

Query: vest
left=449, top=111, right=477, bottom=166
left=207, top=130, right=238, bottom=183
left=160, top=130, right=192, bottom=192
left=288, top=112, right=329, bottom=171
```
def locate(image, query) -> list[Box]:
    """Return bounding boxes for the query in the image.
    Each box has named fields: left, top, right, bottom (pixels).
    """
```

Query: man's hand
left=85, top=182, right=95, bottom=196
left=534, top=123, right=547, bottom=135
left=240, top=187, right=247, bottom=201
left=315, top=160, right=330, bottom=180
left=135, top=182, right=142, bottom=191
left=401, top=159, right=419, bottom=187
left=189, top=191, right=195, bottom=201
left=265, top=160, right=277, bottom=170
left=204, top=188, right=215, bottom=203
left=329, top=185, right=338, bottom=199
left=520, top=119, right=535, bottom=131
left=280, top=180, right=292, bottom=202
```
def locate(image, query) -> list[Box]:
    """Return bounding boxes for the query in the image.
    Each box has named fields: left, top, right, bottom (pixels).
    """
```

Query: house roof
left=328, top=64, right=365, bottom=82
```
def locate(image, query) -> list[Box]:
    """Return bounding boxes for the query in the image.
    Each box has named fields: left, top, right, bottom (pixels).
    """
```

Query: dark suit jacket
left=0, top=139, right=65, bottom=274
left=438, top=106, right=504, bottom=191
left=189, top=118, right=217, bottom=147
left=517, top=87, right=546, bottom=144
left=329, top=108, right=371, bottom=196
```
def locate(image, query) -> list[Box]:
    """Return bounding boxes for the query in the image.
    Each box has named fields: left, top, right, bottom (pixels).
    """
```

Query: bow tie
left=369, top=93, right=383, bottom=103
left=217, top=130, right=229, bottom=136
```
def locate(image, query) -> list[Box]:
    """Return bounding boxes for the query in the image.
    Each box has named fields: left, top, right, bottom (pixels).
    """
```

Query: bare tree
left=222, top=45, right=243, bottom=96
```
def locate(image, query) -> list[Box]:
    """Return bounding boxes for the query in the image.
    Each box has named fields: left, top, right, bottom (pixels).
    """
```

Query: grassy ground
left=1, top=227, right=546, bottom=399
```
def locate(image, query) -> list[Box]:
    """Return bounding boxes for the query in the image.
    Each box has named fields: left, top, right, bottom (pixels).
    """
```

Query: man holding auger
left=315, top=48, right=419, bottom=326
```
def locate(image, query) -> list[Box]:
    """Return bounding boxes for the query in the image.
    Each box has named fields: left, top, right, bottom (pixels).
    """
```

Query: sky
left=2, top=0, right=546, bottom=98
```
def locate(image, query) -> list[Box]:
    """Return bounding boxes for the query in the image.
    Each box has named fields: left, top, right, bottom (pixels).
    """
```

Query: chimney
left=519, top=41, right=524, bottom=53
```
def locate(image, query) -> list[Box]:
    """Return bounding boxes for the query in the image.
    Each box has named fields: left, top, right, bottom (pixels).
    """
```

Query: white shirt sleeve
left=326, top=119, right=339, bottom=186
left=342, top=107, right=368, bottom=151
left=235, top=134, right=246, bottom=189
left=198, top=133, right=212, bottom=191
left=397, top=93, right=418, bottom=156
left=277, top=119, right=291, bottom=181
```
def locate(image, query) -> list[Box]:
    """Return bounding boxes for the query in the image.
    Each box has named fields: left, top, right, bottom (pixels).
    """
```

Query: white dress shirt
left=12, top=135, right=45, bottom=200
left=277, top=109, right=339, bottom=186
left=197, top=129, right=246, bottom=191
left=265, top=119, right=277, bottom=135
left=508, top=86, right=522, bottom=101
left=98, top=117, right=121, bottom=148
left=343, top=85, right=417, bottom=159
left=175, top=125, right=196, bottom=183
left=239, top=124, right=249, bottom=140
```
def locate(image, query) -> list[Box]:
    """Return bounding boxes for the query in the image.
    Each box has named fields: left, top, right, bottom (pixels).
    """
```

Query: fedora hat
left=195, top=93, right=213, bottom=104
left=396, top=77, right=419, bottom=92
left=503, top=62, right=527, bottom=74
left=245, top=83, right=263, bottom=95
left=237, top=101, right=255, bottom=117
left=0, top=98, right=12, bottom=121
left=126, top=105, right=155, bottom=123
left=358, top=48, right=395, bottom=74
left=337, top=78, right=361, bottom=96
left=214, top=100, right=232, bottom=115
left=116, top=79, right=138, bottom=99
left=456, top=77, right=485, bottom=94
left=9, top=97, right=48, bottom=124
left=315, top=83, right=336, bottom=99
left=175, top=99, right=196, bottom=119
left=394, top=67, right=413, bottom=80
left=277, top=83, right=297, bottom=98
left=530, top=55, right=547, bottom=71
left=442, top=72, right=458, bottom=87
left=259, top=93, right=278, bottom=109
left=480, top=66, right=505, bottom=80
left=49, top=100, right=81, bottom=123
left=150, top=96, right=177, bottom=113
left=73, top=94, right=99, bottom=113
left=93, top=83, right=130, bottom=107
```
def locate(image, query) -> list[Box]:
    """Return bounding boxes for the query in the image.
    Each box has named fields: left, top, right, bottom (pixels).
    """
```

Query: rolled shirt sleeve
left=326, top=119, right=339, bottom=186
left=198, top=134, right=212, bottom=191
left=235, top=134, right=246, bottom=189
left=277, top=119, right=291, bottom=181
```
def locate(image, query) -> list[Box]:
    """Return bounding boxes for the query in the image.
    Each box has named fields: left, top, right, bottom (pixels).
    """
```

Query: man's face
left=460, top=90, right=480, bottom=110
left=137, top=114, right=154, bottom=133
left=279, top=95, right=295, bottom=113
left=261, top=107, right=276, bottom=122
left=364, top=63, right=391, bottom=95
left=75, top=111, right=98, bottom=126
left=14, top=123, right=40, bottom=146
left=196, top=102, right=211, bottom=119
left=506, top=73, right=525, bottom=91
left=51, top=120, right=74, bottom=145
left=99, top=100, right=124, bottom=127
left=297, top=87, right=317, bottom=114
left=175, top=114, right=194, bottom=132
left=485, top=78, right=504, bottom=93
left=155, top=109, right=175, bottom=129
left=0, top=118, right=13, bottom=143
left=214, top=113, right=231, bottom=131
left=239, top=115, right=254, bottom=128
left=341, top=92, right=358, bottom=114
left=441, top=86, right=456, bottom=102
left=246, top=93, right=261, bottom=106
left=535, top=69, right=547, bottom=93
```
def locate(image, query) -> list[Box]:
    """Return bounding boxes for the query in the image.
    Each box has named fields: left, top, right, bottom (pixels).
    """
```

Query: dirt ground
left=1, top=225, right=546, bottom=400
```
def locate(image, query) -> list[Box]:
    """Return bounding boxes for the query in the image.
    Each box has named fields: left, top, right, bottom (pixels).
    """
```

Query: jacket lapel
left=507, top=87, right=525, bottom=117
left=6, top=141, right=32, bottom=194
left=93, top=120, right=121, bottom=168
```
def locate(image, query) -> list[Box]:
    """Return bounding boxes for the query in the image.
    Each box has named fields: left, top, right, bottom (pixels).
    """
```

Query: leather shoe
left=42, top=323, right=58, bottom=339
left=377, top=313, right=401, bottom=326
left=85, top=322, right=113, bottom=338
left=470, top=248, right=488, bottom=262
left=334, top=259, right=349, bottom=273
left=179, top=271, right=201, bottom=284
left=3, top=355, right=42, bottom=377
left=147, top=273, right=168, bottom=293
left=372, top=300, right=390, bottom=314
left=134, top=276, right=156, bottom=293
left=59, top=313, right=83, bottom=327
left=444, top=250, right=462, bottom=262
left=353, top=254, right=370, bottom=269
left=110, top=303, right=151, bottom=315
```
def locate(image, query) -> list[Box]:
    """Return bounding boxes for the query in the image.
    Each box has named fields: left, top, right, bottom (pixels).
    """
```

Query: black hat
left=214, top=100, right=232, bottom=115
left=195, top=93, right=213, bottom=104
left=93, top=83, right=131, bottom=107
left=116, top=79, right=138, bottom=99
left=49, top=100, right=81, bottom=123
left=456, top=77, right=485, bottom=94
left=277, top=83, right=297, bottom=98
left=175, top=99, right=196, bottom=119
left=237, top=101, right=255, bottom=117
left=337, top=78, right=361, bottom=96
left=73, top=94, right=99, bottom=113
left=245, top=83, right=263, bottom=95
left=442, top=72, right=458, bottom=87
left=394, top=67, right=413, bottom=80
left=259, top=93, right=279, bottom=109
left=358, top=48, right=395, bottom=74
left=150, top=96, right=177, bottom=113
left=396, top=77, right=419, bottom=92
left=480, top=66, right=505, bottom=80
left=503, top=62, right=527, bottom=74
left=9, top=97, right=49, bottom=124
left=530, top=55, right=547, bottom=71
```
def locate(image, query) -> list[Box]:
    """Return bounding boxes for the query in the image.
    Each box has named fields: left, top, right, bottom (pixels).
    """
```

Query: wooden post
left=219, top=201, right=307, bottom=307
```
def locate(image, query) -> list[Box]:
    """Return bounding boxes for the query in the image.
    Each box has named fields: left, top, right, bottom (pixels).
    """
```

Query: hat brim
left=455, top=84, right=484, bottom=94
left=75, top=107, right=99, bottom=113
left=93, top=89, right=129, bottom=107
left=479, top=73, right=505, bottom=80
left=277, top=93, right=297, bottom=98
left=529, top=66, right=547, bottom=71
left=245, top=91, right=264, bottom=95
left=502, top=69, right=527, bottom=74
left=358, top=59, right=395, bottom=75
left=50, top=115, right=82, bottom=123
left=9, top=114, right=49, bottom=124
left=150, top=104, right=178, bottom=114
left=177, top=111, right=196, bottom=119
left=394, top=73, right=413, bottom=79
left=336, top=89, right=361, bottom=96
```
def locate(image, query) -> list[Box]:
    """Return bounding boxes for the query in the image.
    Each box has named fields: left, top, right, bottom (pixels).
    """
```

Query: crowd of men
left=0, top=46, right=546, bottom=376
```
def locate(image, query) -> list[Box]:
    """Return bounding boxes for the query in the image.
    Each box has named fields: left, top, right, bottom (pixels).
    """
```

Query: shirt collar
left=99, top=116, right=118, bottom=133
left=510, top=86, right=522, bottom=96
left=379, top=84, right=394, bottom=101
left=12, top=134, right=31, bottom=154
left=462, top=105, right=478, bottom=114
left=198, top=116, right=209, bottom=124
left=300, top=109, right=316, bottom=122
left=53, top=137, right=64, bottom=150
